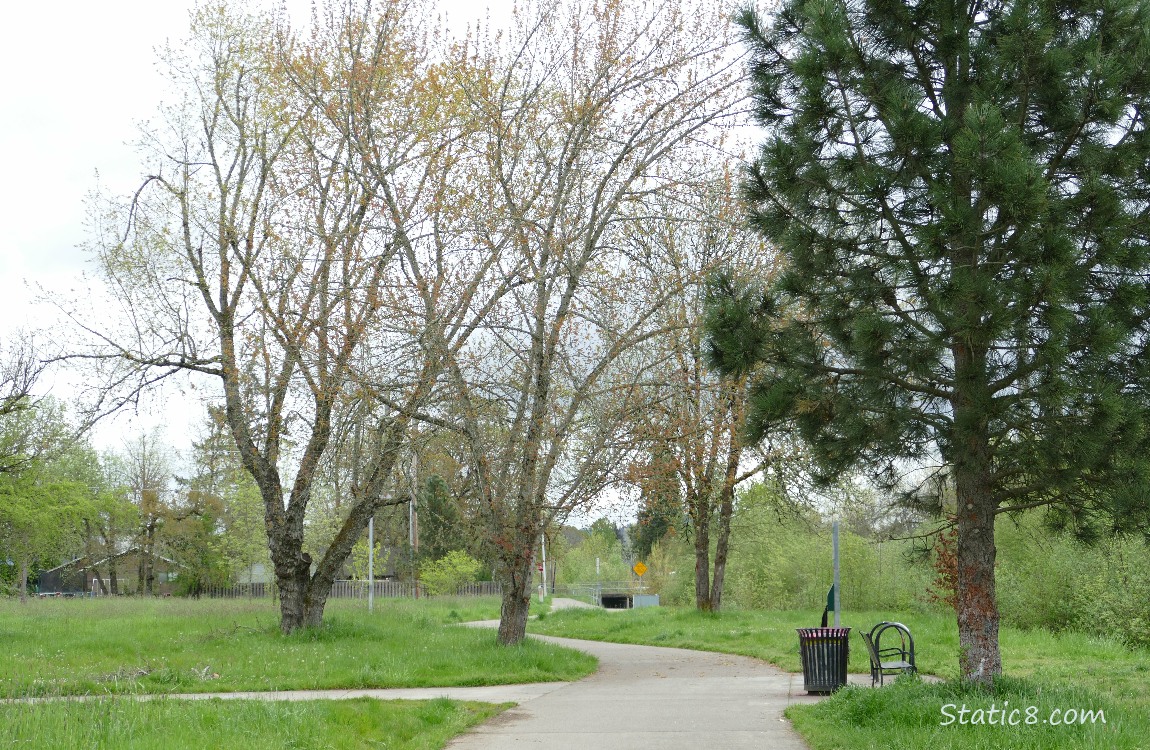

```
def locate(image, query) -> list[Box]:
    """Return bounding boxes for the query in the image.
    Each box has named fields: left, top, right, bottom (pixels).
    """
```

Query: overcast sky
left=0, top=0, right=511, bottom=453
left=2, top=2, right=191, bottom=330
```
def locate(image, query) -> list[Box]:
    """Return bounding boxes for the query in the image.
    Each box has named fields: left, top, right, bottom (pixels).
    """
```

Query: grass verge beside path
left=531, top=606, right=1150, bottom=750
left=789, top=676, right=1142, bottom=750
left=0, top=697, right=506, bottom=750
left=531, top=606, right=955, bottom=675
left=0, top=596, right=592, bottom=698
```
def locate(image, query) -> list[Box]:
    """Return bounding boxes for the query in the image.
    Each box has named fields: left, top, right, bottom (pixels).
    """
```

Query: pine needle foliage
left=712, top=0, right=1150, bottom=681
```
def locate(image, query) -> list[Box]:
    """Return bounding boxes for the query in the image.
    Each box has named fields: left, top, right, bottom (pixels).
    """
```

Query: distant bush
left=994, top=514, right=1082, bottom=632
left=720, top=481, right=1150, bottom=649
left=724, top=483, right=933, bottom=613
left=420, top=551, right=483, bottom=596
left=995, top=511, right=1150, bottom=649
left=1071, top=540, right=1150, bottom=648
left=554, top=519, right=633, bottom=585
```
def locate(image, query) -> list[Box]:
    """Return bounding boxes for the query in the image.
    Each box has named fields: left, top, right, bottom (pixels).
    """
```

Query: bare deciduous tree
left=622, top=171, right=779, bottom=612
left=80, top=1, right=471, bottom=631
left=444, top=0, right=748, bottom=644
left=0, top=333, right=48, bottom=474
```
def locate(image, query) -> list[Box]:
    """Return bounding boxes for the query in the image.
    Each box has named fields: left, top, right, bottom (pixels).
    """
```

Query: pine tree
left=418, top=475, right=467, bottom=564
left=714, top=0, right=1150, bottom=682
left=632, top=446, right=683, bottom=561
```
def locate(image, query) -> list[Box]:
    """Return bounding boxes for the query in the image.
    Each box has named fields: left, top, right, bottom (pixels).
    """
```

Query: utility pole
left=832, top=520, right=841, bottom=627
left=351, top=407, right=372, bottom=612
left=368, top=514, right=374, bottom=613
left=408, top=446, right=419, bottom=597
left=411, top=449, right=419, bottom=553
left=539, top=531, right=548, bottom=602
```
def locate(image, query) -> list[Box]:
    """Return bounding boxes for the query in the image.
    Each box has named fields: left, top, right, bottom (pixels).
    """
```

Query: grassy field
left=0, top=595, right=592, bottom=698
left=530, top=605, right=1150, bottom=750
left=0, top=696, right=506, bottom=750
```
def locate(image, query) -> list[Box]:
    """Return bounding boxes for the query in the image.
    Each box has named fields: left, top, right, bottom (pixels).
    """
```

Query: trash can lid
left=797, top=627, right=851, bottom=637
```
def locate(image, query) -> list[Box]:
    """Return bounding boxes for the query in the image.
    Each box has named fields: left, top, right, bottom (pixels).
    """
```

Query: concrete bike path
left=447, top=601, right=861, bottom=750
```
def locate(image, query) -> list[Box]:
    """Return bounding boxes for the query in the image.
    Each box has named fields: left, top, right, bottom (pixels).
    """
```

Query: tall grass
left=789, top=676, right=1140, bottom=750
left=0, top=697, right=505, bottom=750
left=0, top=596, right=593, bottom=698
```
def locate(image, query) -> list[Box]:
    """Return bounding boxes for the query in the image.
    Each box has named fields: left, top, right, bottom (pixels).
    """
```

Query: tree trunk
left=277, top=574, right=331, bottom=630
left=707, top=537, right=727, bottom=612
left=277, top=573, right=307, bottom=633
left=494, top=527, right=535, bottom=645
left=707, top=483, right=736, bottom=612
left=707, top=413, right=743, bottom=612
left=18, top=557, right=28, bottom=603
left=955, top=462, right=1001, bottom=683
left=136, top=520, right=156, bottom=595
left=145, top=557, right=156, bottom=595
left=497, top=553, right=534, bottom=645
left=144, top=522, right=157, bottom=595
left=302, top=558, right=337, bottom=630
left=276, top=563, right=343, bottom=632
left=267, top=509, right=339, bottom=633
left=274, top=549, right=314, bottom=634
left=303, top=584, right=330, bottom=629
left=693, top=504, right=712, bottom=611
left=110, top=563, right=119, bottom=595
left=950, top=335, right=1002, bottom=685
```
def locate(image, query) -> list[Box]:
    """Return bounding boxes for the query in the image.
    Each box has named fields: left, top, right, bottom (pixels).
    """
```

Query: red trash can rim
left=797, top=627, right=851, bottom=636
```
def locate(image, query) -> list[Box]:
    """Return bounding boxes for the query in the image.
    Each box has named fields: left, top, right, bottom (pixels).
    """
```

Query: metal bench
left=860, top=621, right=916, bottom=686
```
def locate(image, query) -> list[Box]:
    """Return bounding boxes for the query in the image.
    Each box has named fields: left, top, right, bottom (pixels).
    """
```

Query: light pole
left=368, top=514, right=374, bottom=613
left=539, top=531, right=548, bottom=602
left=832, top=519, right=841, bottom=627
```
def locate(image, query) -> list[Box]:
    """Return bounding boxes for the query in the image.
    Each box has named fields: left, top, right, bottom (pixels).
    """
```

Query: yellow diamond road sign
left=632, top=561, right=648, bottom=578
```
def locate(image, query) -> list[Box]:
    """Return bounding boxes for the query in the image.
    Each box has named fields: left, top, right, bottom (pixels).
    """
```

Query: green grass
left=0, top=696, right=506, bottom=750
left=0, top=596, right=594, bottom=698
left=530, top=605, right=1150, bottom=749
left=530, top=606, right=958, bottom=675
left=789, top=676, right=1141, bottom=750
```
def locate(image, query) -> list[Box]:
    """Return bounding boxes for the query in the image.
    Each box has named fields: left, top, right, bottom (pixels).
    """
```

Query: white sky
left=0, top=0, right=512, bottom=454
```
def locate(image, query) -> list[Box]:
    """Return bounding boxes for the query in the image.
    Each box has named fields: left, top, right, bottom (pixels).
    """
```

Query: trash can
left=797, top=627, right=850, bottom=694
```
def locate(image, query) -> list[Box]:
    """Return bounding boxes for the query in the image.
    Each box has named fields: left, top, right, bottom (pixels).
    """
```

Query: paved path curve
left=446, top=598, right=860, bottom=750
left=446, top=633, right=822, bottom=749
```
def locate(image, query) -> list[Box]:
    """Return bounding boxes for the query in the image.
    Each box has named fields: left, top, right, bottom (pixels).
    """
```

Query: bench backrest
left=859, top=630, right=882, bottom=666
left=873, top=621, right=914, bottom=664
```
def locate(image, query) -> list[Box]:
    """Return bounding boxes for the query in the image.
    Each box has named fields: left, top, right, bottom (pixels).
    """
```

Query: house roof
left=88, top=548, right=184, bottom=569
left=39, top=556, right=88, bottom=574
left=40, top=548, right=185, bottom=573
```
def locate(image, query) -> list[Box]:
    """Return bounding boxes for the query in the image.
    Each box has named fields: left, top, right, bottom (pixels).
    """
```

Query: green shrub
left=724, top=483, right=932, bottom=612
left=994, top=512, right=1150, bottom=648
left=1070, top=537, right=1150, bottom=649
left=420, top=551, right=483, bottom=596
left=554, top=519, right=633, bottom=585
left=995, top=515, right=1082, bottom=632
